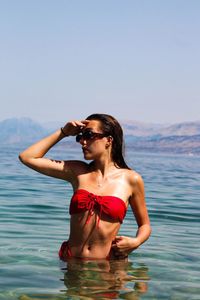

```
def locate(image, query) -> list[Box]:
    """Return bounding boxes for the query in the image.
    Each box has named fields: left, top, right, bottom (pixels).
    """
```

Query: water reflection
left=18, top=259, right=149, bottom=300
left=60, top=258, right=150, bottom=299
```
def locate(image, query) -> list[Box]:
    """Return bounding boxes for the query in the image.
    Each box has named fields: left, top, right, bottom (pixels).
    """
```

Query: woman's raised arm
left=18, top=120, right=87, bottom=181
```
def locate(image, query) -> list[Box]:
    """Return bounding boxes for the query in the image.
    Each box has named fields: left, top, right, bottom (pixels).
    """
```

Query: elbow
left=147, top=221, right=152, bottom=234
left=18, top=152, right=28, bottom=165
left=143, top=223, right=152, bottom=239
left=147, top=224, right=152, bottom=239
left=149, top=225, right=152, bottom=237
left=18, top=152, right=23, bottom=163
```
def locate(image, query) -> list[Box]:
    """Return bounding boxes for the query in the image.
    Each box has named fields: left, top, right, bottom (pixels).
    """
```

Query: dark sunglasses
left=76, top=130, right=108, bottom=143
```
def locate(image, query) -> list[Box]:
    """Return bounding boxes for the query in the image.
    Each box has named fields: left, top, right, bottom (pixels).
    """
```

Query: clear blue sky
left=1, top=0, right=199, bottom=124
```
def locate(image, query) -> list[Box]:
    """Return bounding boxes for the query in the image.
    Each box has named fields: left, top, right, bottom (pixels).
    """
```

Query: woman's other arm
left=111, top=173, right=151, bottom=257
left=129, top=174, right=152, bottom=247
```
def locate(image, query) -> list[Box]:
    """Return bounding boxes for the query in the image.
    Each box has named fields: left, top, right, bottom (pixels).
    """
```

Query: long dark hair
left=86, top=113, right=130, bottom=169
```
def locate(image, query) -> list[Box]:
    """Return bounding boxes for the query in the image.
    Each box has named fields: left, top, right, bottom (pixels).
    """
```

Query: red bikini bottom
left=59, top=241, right=73, bottom=261
left=59, top=241, right=112, bottom=261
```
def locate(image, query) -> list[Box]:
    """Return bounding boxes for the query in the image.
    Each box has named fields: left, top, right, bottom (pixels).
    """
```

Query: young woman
left=19, top=113, right=151, bottom=260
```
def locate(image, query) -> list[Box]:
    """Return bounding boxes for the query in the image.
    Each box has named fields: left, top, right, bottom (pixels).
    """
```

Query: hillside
left=0, top=118, right=49, bottom=144
left=126, top=134, right=200, bottom=154
left=0, top=117, right=200, bottom=154
left=121, top=120, right=200, bottom=137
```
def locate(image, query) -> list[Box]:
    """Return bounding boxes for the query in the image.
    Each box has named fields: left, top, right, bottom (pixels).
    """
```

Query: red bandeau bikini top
left=69, top=189, right=127, bottom=225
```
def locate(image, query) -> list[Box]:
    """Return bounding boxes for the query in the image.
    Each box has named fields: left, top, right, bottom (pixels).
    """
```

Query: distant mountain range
left=121, top=120, right=200, bottom=137
left=0, top=118, right=48, bottom=144
left=0, top=117, right=200, bottom=154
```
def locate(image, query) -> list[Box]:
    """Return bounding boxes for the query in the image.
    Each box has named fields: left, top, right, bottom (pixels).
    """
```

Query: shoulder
left=124, top=169, right=144, bottom=193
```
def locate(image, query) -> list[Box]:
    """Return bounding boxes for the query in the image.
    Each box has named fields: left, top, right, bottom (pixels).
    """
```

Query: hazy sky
left=1, top=0, right=199, bottom=124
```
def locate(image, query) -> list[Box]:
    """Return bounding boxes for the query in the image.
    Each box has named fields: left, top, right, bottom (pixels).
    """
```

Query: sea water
left=0, top=144, right=199, bottom=300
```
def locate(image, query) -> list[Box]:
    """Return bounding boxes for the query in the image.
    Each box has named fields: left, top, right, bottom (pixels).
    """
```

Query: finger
left=115, top=236, right=123, bottom=240
left=81, top=120, right=90, bottom=124
left=70, top=121, right=85, bottom=130
left=70, top=121, right=79, bottom=127
left=117, top=235, right=124, bottom=239
left=115, top=238, right=124, bottom=246
left=111, top=240, right=123, bottom=248
left=76, top=120, right=87, bottom=126
left=75, top=120, right=89, bottom=130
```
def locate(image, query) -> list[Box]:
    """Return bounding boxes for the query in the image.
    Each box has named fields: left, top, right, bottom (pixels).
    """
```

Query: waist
left=68, top=239, right=112, bottom=260
left=67, top=216, right=120, bottom=259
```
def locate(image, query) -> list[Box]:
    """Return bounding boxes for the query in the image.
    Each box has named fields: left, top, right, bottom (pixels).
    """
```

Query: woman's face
left=78, top=120, right=110, bottom=160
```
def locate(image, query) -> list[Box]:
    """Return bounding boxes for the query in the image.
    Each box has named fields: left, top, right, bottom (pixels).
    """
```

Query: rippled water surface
left=0, top=145, right=199, bottom=299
